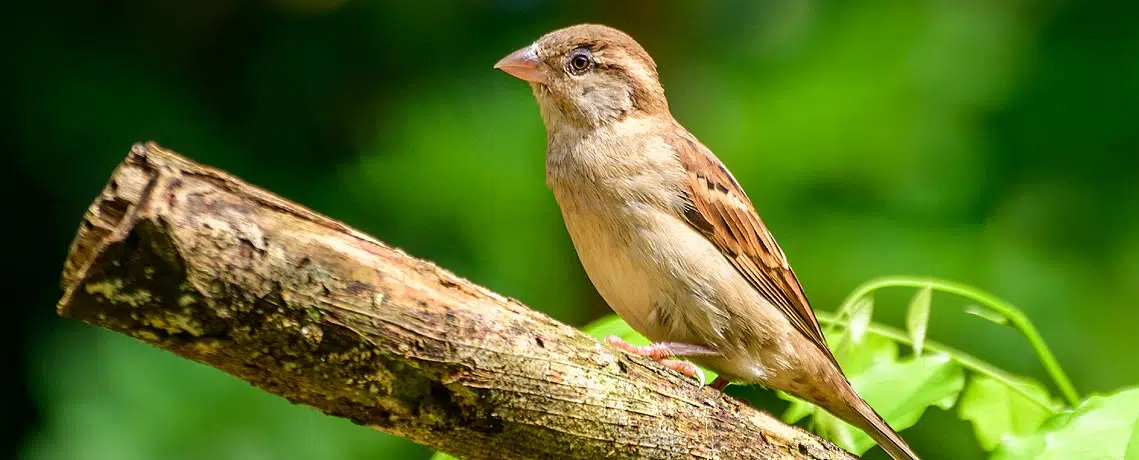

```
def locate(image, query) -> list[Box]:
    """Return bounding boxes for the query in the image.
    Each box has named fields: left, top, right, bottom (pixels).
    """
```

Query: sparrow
left=495, top=24, right=920, bottom=460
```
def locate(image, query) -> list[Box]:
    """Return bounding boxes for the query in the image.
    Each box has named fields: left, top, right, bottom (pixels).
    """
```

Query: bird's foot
left=660, top=359, right=705, bottom=386
left=604, top=335, right=717, bottom=385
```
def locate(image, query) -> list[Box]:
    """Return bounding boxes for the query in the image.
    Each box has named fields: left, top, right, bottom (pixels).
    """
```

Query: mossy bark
left=56, top=142, right=854, bottom=460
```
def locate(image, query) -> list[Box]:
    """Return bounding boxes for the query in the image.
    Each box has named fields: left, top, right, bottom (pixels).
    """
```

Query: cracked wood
left=56, top=142, right=854, bottom=460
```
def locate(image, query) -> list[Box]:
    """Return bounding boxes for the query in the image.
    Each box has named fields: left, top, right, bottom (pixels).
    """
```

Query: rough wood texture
left=57, top=142, right=854, bottom=460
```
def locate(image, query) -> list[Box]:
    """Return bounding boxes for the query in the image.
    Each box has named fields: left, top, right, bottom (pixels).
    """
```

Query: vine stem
left=828, top=276, right=1080, bottom=406
left=814, top=311, right=1060, bottom=413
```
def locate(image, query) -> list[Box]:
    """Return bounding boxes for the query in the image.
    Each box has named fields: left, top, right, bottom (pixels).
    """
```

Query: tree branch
left=56, top=142, right=854, bottom=460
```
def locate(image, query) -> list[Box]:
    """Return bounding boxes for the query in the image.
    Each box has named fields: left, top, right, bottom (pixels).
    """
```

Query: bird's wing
left=668, top=131, right=838, bottom=365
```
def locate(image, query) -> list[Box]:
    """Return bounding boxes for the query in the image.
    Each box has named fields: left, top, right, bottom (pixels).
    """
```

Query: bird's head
left=495, top=24, right=669, bottom=130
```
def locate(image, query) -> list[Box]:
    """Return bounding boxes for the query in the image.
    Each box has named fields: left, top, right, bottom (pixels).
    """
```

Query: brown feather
left=668, top=129, right=839, bottom=367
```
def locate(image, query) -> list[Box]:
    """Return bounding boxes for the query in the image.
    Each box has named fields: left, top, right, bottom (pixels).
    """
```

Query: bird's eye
left=566, top=50, right=594, bottom=75
left=571, top=55, right=591, bottom=71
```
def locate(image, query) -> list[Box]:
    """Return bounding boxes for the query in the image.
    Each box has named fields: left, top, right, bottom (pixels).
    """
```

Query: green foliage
left=833, top=277, right=1082, bottom=407
left=847, top=296, right=874, bottom=344
left=959, top=376, right=1053, bottom=451
left=993, top=388, right=1139, bottom=460
left=831, top=332, right=898, bottom=378
left=906, top=286, right=932, bottom=356
left=964, top=305, right=1010, bottom=326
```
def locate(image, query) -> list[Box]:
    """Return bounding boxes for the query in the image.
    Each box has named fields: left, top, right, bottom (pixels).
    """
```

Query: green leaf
left=848, top=296, right=874, bottom=343
left=781, top=395, right=816, bottom=424
left=964, top=304, right=1009, bottom=326
left=812, top=353, right=965, bottom=455
left=958, top=375, right=1053, bottom=451
left=994, top=387, right=1139, bottom=460
left=829, top=330, right=899, bottom=376
left=1126, top=411, right=1139, bottom=460
left=430, top=453, right=458, bottom=460
left=906, top=286, right=932, bottom=355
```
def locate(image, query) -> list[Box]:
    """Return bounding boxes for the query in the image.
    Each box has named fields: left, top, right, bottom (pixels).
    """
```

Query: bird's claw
left=606, top=335, right=706, bottom=385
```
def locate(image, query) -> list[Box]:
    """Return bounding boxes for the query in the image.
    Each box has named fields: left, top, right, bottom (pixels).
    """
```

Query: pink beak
left=494, top=44, right=547, bottom=84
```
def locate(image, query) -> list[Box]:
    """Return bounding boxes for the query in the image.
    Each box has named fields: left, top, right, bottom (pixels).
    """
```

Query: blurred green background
left=4, top=1, right=1138, bottom=459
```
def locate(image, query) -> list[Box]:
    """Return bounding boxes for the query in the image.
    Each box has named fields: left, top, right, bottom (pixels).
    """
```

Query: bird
left=493, top=24, right=919, bottom=460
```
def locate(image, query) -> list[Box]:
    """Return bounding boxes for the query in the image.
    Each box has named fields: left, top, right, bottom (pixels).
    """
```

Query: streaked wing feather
left=670, top=132, right=837, bottom=365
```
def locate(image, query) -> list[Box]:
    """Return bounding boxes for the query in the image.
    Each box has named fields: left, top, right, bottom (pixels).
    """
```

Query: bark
left=56, top=142, right=854, bottom=460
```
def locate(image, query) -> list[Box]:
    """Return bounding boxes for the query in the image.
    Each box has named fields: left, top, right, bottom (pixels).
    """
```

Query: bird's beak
left=494, top=44, right=547, bottom=84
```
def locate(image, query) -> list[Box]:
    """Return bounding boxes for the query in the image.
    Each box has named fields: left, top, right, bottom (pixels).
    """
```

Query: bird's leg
left=709, top=376, right=731, bottom=391
left=604, top=335, right=718, bottom=385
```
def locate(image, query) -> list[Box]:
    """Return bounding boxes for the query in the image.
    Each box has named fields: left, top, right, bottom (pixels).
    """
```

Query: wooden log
left=56, top=142, right=853, bottom=460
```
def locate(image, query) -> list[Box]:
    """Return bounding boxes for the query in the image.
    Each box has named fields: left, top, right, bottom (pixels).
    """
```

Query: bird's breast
left=546, top=141, right=730, bottom=345
left=552, top=192, right=682, bottom=341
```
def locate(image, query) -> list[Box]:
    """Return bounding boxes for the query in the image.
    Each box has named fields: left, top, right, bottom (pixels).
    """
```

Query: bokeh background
left=4, top=1, right=1138, bottom=459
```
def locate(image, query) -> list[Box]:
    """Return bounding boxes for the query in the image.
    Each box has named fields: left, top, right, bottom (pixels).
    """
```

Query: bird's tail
left=826, top=381, right=920, bottom=460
